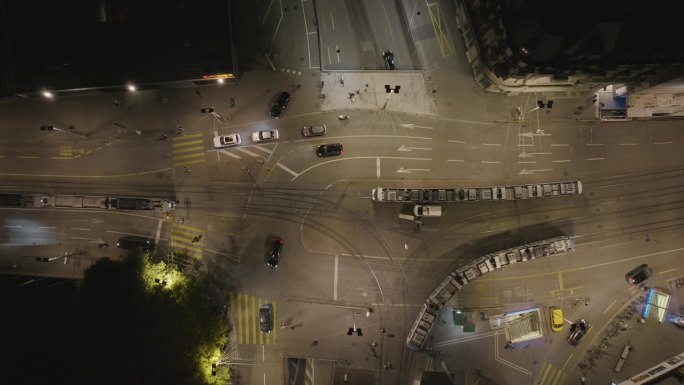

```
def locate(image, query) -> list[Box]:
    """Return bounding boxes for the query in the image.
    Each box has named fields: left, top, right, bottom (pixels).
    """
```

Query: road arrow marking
left=399, top=123, right=433, bottom=130
left=398, top=145, right=432, bottom=152
left=70, top=236, right=105, bottom=244
left=519, top=168, right=554, bottom=175
left=397, top=167, right=430, bottom=174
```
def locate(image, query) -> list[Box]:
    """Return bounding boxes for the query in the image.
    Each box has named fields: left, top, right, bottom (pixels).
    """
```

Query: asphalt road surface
left=2, top=1, right=684, bottom=385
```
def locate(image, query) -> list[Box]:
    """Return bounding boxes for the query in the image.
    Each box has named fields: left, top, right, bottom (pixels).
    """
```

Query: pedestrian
left=580, top=376, right=586, bottom=384
left=196, top=90, right=203, bottom=99
left=230, top=98, right=235, bottom=108
left=311, top=340, right=318, bottom=346
left=290, top=326, right=295, bottom=331
left=184, top=167, right=191, bottom=174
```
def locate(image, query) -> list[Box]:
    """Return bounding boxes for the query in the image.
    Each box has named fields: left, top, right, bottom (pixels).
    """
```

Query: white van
left=413, top=205, right=443, bottom=217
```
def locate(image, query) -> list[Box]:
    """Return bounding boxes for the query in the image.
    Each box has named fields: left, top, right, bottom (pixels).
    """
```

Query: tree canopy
left=1, top=251, right=228, bottom=385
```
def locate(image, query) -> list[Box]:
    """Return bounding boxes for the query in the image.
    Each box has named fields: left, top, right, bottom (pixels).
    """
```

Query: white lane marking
left=235, top=147, right=261, bottom=156
left=251, top=145, right=274, bottom=154
left=586, top=143, right=604, bottom=146
left=3, top=225, right=21, bottom=228
left=518, top=161, right=536, bottom=164
left=218, top=149, right=242, bottom=159
left=517, top=144, right=534, bottom=147
left=552, top=160, right=571, bottom=163
left=482, top=143, right=501, bottom=146
left=291, top=156, right=431, bottom=181
left=448, top=140, right=466, bottom=143
left=654, top=141, right=673, bottom=145
left=376, top=158, right=381, bottom=178
left=38, top=226, right=56, bottom=229
left=551, top=144, right=569, bottom=147
left=70, top=228, right=90, bottom=231
left=482, top=161, right=500, bottom=164
left=333, top=255, right=338, bottom=301
left=587, top=158, right=605, bottom=161
left=156, top=219, right=163, bottom=249
left=277, top=162, right=299, bottom=177
left=619, top=143, right=639, bottom=146
left=447, top=159, right=465, bottom=162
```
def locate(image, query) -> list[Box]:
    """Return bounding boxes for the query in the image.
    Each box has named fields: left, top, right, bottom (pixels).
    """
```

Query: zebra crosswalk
left=172, top=133, right=206, bottom=167
left=216, top=143, right=275, bottom=160
left=170, top=223, right=204, bottom=259
left=229, top=292, right=279, bottom=345
left=535, top=362, right=567, bottom=385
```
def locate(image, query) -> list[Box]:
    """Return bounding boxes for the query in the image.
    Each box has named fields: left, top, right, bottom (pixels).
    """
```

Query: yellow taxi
left=550, top=306, right=564, bottom=332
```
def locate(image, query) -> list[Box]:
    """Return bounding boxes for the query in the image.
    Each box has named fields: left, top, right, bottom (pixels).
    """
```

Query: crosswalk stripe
left=235, top=147, right=261, bottom=157
left=251, top=145, right=273, bottom=154
left=173, top=139, right=204, bottom=148
left=252, top=296, right=257, bottom=345
left=238, top=294, right=245, bottom=344
left=550, top=369, right=563, bottom=385
left=174, top=146, right=205, bottom=154
left=174, top=158, right=206, bottom=167
left=218, top=149, right=242, bottom=159
left=172, top=133, right=203, bottom=141
left=258, top=298, right=264, bottom=346
left=174, top=152, right=205, bottom=160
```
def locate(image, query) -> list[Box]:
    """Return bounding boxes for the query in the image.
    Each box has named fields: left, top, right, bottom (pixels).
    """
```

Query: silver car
left=252, top=129, right=279, bottom=143
left=302, top=125, right=326, bottom=137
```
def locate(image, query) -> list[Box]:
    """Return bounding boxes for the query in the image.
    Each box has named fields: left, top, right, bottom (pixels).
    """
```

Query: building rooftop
left=0, top=0, right=237, bottom=96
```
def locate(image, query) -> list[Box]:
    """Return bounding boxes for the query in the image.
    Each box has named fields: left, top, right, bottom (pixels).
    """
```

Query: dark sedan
left=567, top=319, right=590, bottom=345
left=269, top=91, right=291, bottom=118
left=316, top=143, right=343, bottom=157
left=625, top=264, right=653, bottom=285
left=266, top=237, right=283, bottom=268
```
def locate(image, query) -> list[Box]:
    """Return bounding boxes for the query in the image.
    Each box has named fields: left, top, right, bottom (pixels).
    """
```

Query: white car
left=252, top=129, right=279, bottom=142
left=414, top=205, right=443, bottom=217
left=213, top=134, right=241, bottom=148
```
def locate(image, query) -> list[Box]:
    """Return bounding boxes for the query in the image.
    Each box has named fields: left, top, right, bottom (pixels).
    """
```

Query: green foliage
left=41, top=252, right=226, bottom=385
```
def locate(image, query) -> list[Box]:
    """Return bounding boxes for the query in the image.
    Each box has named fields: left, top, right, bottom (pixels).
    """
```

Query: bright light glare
left=127, top=84, right=137, bottom=92
left=42, top=90, right=54, bottom=99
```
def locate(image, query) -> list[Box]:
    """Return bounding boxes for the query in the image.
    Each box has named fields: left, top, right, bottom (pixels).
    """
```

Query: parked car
left=269, top=91, right=291, bottom=118
left=413, top=205, right=442, bottom=217
left=252, top=129, right=279, bottom=143
left=549, top=306, right=564, bottom=332
left=116, top=236, right=155, bottom=252
left=213, top=133, right=241, bottom=148
left=266, top=237, right=283, bottom=268
left=259, top=304, right=273, bottom=333
left=316, top=143, right=343, bottom=157
left=302, top=125, right=326, bottom=137
left=625, top=264, right=653, bottom=285
left=567, top=319, right=589, bottom=345
left=382, top=51, right=395, bottom=70
left=668, top=313, right=684, bottom=328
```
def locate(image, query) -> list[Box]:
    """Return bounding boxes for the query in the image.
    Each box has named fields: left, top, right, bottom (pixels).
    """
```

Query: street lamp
left=126, top=83, right=137, bottom=92
left=41, top=90, right=54, bottom=99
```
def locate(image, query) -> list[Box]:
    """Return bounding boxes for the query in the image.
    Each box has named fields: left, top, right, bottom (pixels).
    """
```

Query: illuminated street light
left=217, top=78, right=225, bottom=84
left=41, top=90, right=54, bottom=99
left=127, top=83, right=137, bottom=92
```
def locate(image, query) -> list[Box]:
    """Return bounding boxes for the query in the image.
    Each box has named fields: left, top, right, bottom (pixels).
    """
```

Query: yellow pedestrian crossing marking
left=230, top=292, right=278, bottom=345
left=174, top=146, right=205, bottom=154
left=171, top=133, right=207, bottom=166
left=171, top=223, right=204, bottom=259
left=536, top=362, right=567, bottom=385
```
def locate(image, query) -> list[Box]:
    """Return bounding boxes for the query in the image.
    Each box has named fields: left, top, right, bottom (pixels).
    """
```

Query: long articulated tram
left=372, top=180, right=582, bottom=203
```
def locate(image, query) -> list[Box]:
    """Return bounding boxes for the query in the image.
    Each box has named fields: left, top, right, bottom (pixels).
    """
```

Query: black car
left=266, top=237, right=283, bottom=268
left=116, top=236, right=155, bottom=252
left=269, top=91, right=291, bottom=118
left=382, top=51, right=395, bottom=70
left=567, top=319, right=589, bottom=345
left=259, top=304, right=273, bottom=333
left=625, top=264, right=653, bottom=285
left=316, top=143, right=343, bottom=157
